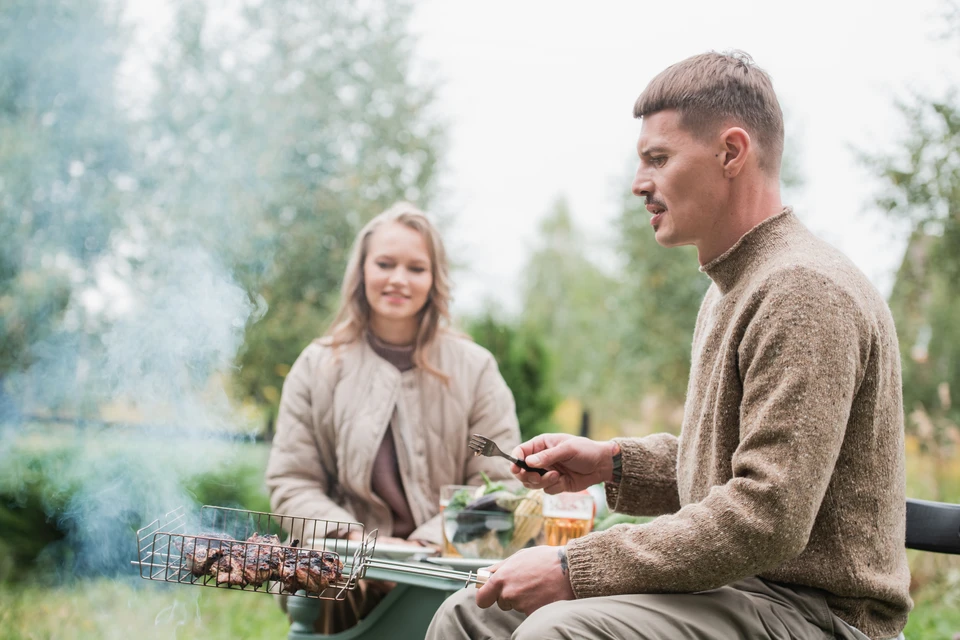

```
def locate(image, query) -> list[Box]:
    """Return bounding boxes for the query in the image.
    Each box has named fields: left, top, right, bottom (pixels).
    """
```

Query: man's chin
left=652, top=227, right=674, bottom=247
left=653, top=229, right=689, bottom=250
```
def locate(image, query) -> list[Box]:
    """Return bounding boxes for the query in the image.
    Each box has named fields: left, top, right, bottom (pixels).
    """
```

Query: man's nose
left=632, top=170, right=653, bottom=198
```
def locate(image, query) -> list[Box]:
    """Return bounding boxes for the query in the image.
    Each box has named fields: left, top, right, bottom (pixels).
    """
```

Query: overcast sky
left=126, top=0, right=958, bottom=317
left=407, top=0, right=957, bottom=316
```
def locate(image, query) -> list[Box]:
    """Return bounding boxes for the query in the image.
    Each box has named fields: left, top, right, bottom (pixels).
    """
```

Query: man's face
left=631, top=109, right=726, bottom=251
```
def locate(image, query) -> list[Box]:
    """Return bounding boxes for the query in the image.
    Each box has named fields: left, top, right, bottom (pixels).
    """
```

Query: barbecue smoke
left=0, top=1, right=268, bottom=590
left=2, top=243, right=262, bottom=581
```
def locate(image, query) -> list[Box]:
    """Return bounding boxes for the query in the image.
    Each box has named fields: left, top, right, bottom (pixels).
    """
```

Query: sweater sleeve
left=604, top=433, right=681, bottom=517
left=265, top=345, right=357, bottom=533
left=566, top=269, right=867, bottom=597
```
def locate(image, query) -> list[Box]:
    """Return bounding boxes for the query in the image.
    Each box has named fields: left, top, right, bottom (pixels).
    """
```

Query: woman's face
left=363, top=221, right=434, bottom=342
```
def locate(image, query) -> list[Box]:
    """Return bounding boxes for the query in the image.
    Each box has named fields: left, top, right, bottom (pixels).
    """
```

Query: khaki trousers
left=426, top=577, right=880, bottom=640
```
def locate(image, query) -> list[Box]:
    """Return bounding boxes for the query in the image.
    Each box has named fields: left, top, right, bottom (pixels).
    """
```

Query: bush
left=467, top=314, right=560, bottom=442
left=0, top=436, right=273, bottom=582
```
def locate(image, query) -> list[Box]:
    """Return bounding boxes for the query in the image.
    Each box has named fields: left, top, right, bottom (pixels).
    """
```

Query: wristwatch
left=611, top=448, right=623, bottom=484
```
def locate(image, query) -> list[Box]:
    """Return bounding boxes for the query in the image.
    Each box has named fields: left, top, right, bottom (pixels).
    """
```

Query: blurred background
left=2, top=0, right=959, bottom=637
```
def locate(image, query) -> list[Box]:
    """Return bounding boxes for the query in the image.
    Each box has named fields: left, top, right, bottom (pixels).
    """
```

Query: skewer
left=130, top=558, right=492, bottom=588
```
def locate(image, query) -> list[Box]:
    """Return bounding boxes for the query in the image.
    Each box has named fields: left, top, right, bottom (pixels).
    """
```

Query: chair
left=905, top=497, right=960, bottom=555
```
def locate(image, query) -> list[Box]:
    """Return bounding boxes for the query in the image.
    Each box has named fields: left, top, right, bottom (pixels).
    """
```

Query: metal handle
left=363, top=558, right=493, bottom=588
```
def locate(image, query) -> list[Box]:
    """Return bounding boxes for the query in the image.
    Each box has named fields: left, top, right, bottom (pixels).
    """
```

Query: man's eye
left=652, top=156, right=667, bottom=167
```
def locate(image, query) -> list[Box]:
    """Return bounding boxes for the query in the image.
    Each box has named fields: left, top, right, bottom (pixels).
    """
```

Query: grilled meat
left=178, top=533, right=236, bottom=576
left=212, top=533, right=287, bottom=587
left=179, top=531, right=332, bottom=590
left=278, top=549, right=344, bottom=594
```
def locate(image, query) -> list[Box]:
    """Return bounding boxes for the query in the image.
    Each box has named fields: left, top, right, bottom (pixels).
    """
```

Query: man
left=426, top=51, right=911, bottom=640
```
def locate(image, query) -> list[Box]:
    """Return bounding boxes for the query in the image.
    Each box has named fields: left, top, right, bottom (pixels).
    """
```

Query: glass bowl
left=442, top=508, right=545, bottom=559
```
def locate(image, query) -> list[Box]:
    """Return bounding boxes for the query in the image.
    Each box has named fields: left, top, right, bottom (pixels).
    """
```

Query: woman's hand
left=348, top=530, right=438, bottom=551
left=511, top=434, right=620, bottom=494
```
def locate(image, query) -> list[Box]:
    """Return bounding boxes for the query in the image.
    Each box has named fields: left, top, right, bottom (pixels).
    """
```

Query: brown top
left=566, top=209, right=912, bottom=640
left=367, top=332, right=417, bottom=538
left=367, top=331, right=416, bottom=373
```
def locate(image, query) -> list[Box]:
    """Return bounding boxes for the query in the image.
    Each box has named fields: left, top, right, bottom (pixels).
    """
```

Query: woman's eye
left=376, top=261, right=392, bottom=269
left=409, top=266, right=426, bottom=274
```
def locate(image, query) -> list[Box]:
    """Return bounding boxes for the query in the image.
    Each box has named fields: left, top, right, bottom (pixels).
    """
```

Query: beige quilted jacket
left=265, top=331, right=521, bottom=544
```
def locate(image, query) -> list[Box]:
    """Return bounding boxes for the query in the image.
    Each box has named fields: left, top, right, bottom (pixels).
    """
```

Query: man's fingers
left=513, top=436, right=545, bottom=459
left=524, top=441, right=576, bottom=469
left=475, top=574, right=503, bottom=609
left=518, top=469, right=562, bottom=490
left=513, top=433, right=567, bottom=459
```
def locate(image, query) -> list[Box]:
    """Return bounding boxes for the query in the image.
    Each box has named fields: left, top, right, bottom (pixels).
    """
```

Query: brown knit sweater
left=566, top=209, right=912, bottom=639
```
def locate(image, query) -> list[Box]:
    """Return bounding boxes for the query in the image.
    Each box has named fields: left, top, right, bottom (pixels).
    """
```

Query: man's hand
left=511, top=434, right=620, bottom=494
left=475, top=545, right=574, bottom=614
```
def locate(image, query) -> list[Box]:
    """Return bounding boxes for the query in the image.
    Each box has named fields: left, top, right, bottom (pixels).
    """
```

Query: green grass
left=903, top=571, right=960, bottom=640
left=0, top=579, right=290, bottom=640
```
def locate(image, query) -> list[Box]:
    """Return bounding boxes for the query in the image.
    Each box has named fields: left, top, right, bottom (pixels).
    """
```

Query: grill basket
left=135, top=505, right=378, bottom=600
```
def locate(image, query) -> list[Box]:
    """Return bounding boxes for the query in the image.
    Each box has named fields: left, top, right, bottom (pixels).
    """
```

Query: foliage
left=0, top=435, right=273, bottom=582
left=518, top=198, right=629, bottom=423
left=467, top=314, right=559, bottom=442
left=864, top=91, right=960, bottom=467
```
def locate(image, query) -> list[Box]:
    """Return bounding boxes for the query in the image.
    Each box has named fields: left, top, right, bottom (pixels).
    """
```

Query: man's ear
left=719, top=127, right=751, bottom=178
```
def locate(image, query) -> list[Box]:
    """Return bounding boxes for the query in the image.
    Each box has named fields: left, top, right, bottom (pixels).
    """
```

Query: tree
left=865, top=91, right=960, bottom=493
left=519, top=198, right=627, bottom=424
left=0, top=0, right=130, bottom=416
left=141, top=0, right=444, bottom=426
left=467, top=314, right=558, bottom=442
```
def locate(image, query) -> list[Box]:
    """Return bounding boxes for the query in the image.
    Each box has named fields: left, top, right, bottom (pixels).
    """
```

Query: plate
left=309, top=538, right=433, bottom=561
left=423, top=556, right=501, bottom=571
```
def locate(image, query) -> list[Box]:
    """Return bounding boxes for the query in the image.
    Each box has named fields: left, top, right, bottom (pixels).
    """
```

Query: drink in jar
left=542, top=491, right=594, bottom=546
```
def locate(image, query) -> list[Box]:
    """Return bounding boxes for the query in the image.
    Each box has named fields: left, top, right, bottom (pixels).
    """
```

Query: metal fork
left=468, top=434, right=547, bottom=476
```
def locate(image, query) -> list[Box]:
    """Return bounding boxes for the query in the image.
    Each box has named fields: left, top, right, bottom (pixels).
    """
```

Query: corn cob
left=508, top=490, right=544, bottom=551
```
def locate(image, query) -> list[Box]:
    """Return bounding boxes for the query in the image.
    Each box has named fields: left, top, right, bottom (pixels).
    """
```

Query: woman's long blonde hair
left=323, top=202, right=453, bottom=380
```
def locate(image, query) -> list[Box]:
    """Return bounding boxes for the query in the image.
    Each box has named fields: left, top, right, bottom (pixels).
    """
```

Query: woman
left=265, top=202, right=521, bottom=632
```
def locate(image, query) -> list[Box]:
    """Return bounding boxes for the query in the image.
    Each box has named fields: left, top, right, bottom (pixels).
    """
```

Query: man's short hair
left=634, top=50, right=784, bottom=175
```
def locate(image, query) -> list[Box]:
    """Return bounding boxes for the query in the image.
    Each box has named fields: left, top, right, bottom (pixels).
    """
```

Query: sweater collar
left=700, top=207, right=797, bottom=294
left=366, top=331, right=416, bottom=372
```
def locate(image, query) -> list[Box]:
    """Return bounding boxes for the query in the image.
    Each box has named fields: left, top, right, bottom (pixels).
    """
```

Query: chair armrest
left=906, top=498, right=960, bottom=554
